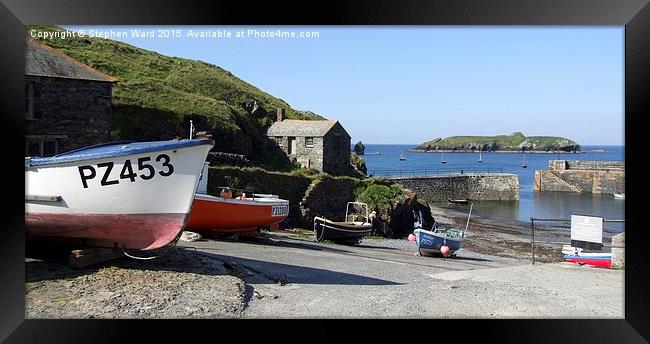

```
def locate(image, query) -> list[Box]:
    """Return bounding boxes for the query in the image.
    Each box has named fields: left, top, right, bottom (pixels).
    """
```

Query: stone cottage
left=267, top=109, right=351, bottom=175
left=25, top=39, right=117, bottom=157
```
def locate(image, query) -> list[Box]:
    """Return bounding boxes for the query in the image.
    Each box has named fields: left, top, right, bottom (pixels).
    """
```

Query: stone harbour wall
left=535, top=160, right=625, bottom=194
left=550, top=160, right=625, bottom=172
left=390, top=174, right=520, bottom=203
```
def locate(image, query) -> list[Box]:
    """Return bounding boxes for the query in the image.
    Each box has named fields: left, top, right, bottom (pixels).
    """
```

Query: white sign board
left=571, top=215, right=603, bottom=244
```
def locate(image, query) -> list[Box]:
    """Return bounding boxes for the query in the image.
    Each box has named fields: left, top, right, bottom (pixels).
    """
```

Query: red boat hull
left=187, top=195, right=288, bottom=233
left=26, top=212, right=186, bottom=250
left=564, top=257, right=612, bottom=269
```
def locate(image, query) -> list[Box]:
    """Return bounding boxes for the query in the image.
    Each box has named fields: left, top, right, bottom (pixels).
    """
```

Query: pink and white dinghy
left=25, top=138, right=214, bottom=251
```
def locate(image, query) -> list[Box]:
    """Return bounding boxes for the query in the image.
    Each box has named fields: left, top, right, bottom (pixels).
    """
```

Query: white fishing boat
left=400, top=151, right=406, bottom=161
left=25, top=138, right=214, bottom=251
left=614, top=193, right=625, bottom=200
left=522, top=152, right=528, bottom=168
left=441, top=151, right=447, bottom=164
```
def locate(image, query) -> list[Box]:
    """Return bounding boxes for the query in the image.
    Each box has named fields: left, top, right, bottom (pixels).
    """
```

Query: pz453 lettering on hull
left=78, top=154, right=174, bottom=188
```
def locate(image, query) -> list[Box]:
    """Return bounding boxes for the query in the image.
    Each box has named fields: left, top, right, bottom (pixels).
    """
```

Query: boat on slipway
left=563, top=252, right=612, bottom=269
left=561, top=245, right=612, bottom=269
left=313, top=202, right=373, bottom=245
left=413, top=202, right=472, bottom=257
left=25, top=138, right=214, bottom=251
left=186, top=162, right=290, bottom=235
left=414, top=226, right=465, bottom=257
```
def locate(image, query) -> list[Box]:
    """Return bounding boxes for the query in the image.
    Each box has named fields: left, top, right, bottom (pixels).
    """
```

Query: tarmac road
left=179, top=231, right=624, bottom=318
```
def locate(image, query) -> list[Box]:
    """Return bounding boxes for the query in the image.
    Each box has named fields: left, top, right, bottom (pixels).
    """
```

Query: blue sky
left=66, top=26, right=625, bottom=145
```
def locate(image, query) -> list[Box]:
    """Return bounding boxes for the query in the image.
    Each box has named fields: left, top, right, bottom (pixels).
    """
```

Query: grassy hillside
left=27, top=25, right=323, bottom=170
left=415, top=132, right=580, bottom=152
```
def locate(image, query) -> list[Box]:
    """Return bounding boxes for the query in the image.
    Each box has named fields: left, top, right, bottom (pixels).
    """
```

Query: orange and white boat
left=186, top=163, right=290, bottom=234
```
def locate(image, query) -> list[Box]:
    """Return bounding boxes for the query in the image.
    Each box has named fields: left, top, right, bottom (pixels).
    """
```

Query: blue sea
left=359, top=144, right=625, bottom=232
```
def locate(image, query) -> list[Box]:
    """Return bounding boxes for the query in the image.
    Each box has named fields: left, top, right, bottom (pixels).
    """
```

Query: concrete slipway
left=179, top=231, right=624, bottom=318
left=26, top=230, right=623, bottom=318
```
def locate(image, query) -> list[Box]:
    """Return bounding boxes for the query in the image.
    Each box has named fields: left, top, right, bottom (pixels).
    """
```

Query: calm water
left=360, top=144, right=625, bottom=232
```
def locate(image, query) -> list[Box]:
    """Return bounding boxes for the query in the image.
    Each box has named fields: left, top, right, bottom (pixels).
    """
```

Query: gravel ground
left=26, top=246, right=246, bottom=319
left=25, top=205, right=623, bottom=319
left=180, top=233, right=623, bottom=318
left=428, top=204, right=615, bottom=262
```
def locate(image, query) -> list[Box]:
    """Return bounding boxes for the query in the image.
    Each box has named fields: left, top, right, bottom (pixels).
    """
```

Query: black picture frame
left=1, top=0, right=648, bottom=342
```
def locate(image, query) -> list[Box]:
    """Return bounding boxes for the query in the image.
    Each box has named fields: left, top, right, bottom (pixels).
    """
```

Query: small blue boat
left=413, top=202, right=472, bottom=257
left=414, top=227, right=464, bottom=257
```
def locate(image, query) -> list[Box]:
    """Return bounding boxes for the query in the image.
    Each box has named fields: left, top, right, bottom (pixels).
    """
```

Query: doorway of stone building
left=288, top=137, right=296, bottom=154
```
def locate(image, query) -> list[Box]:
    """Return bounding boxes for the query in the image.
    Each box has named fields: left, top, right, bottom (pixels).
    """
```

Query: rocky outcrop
left=383, top=196, right=434, bottom=238
left=350, top=151, right=367, bottom=176
left=353, top=141, right=366, bottom=155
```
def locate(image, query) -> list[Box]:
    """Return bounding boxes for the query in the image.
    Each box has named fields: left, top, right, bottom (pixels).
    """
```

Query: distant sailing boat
left=522, top=152, right=528, bottom=168
left=478, top=150, right=483, bottom=163
left=614, top=180, right=624, bottom=199
left=399, top=151, right=406, bottom=161
left=441, top=151, right=447, bottom=164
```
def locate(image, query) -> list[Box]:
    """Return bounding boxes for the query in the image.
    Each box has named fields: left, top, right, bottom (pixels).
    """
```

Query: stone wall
left=300, top=176, right=355, bottom=225
left=206, top=152, right=252, bottom=167
left=390, top=173, right=520, bottom=203
left=535, top=160, right=625, bottom=194
left=25, top=76, right=113, bottom=154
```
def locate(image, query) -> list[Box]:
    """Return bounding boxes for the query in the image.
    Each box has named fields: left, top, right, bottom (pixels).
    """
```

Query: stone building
left=267, top=109, right=351, bottom=175
left=25, top=39, right=117, bottom=157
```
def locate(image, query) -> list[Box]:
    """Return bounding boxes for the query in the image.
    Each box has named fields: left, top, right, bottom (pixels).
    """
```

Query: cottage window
left=42, top=141, right=56, bottom=156
left=275, top=136, right=283, bottom=146
left=305, top=137, right=314, bottom=148
left=25, top=139, right=58, bottom=157
left=25, top=81, right=35, bottom=120
left=27, top=141, right=40, bottom=156
left=25, top=135, right=65, bottom=157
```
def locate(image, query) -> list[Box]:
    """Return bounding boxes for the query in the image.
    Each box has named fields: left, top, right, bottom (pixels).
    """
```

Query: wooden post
left=530, top=217, right=535, bottom=265
left=68, top=248, right=124, bottom=269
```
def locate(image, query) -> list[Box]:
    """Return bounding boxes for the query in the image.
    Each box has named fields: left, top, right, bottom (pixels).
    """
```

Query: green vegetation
left=27, top=25, right=323, bottom=169
left=289, top=167, right=326, bottom=180
left=353, top=178, right=406, bottom=220
left=415, top=132, right=580, bottom=152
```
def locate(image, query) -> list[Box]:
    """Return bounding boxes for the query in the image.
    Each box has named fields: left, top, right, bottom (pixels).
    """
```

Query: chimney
left=276, top=108, right=285, bottom=122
